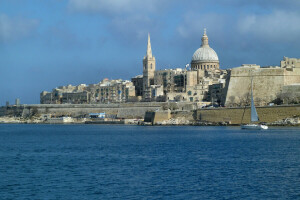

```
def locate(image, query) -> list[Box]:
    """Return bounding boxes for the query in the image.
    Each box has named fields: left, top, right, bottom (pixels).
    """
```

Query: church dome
left=192, top=46, right=219, bottom=63
left=191, top=29, right=219, bottom=64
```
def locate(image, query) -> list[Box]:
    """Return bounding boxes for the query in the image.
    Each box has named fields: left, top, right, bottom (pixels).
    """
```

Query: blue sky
left=1, top=0, right=300, bottom=105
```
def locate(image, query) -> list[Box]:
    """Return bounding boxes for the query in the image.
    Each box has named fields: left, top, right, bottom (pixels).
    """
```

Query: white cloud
left=177, top=12, right=229, bottom=43
left=0, top=14, right=39, bottom=43
left=238, top=10, right=300, bottom=42
left=110, top=15, right=152, bottom=39
left=68, top=0, right=165, bottom=15
left=68, top=0, right=170, bottom=44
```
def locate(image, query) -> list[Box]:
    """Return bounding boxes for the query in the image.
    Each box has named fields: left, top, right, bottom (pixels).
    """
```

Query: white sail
left=250, top=93, right=259, bottom=122
left=250, top=77, right=259, bottom=122
left=241, top=75, right=268, bottom=130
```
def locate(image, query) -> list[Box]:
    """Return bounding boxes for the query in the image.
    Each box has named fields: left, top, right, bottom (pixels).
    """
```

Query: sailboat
left=241, top=77, right=268, bottom=130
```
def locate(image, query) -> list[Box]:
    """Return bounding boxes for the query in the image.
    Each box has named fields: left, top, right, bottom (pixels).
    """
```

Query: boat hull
left=241, top=124, right=268, bottom=130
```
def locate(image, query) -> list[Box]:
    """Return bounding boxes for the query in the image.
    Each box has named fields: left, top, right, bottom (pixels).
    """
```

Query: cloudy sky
left=1, top=0, right=300, bottom=104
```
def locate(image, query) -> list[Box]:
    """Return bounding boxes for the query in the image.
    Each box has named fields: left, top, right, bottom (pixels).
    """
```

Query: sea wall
left=0, top=102, right=195, bottom=119
left=197, top=105, right=300, bottom=124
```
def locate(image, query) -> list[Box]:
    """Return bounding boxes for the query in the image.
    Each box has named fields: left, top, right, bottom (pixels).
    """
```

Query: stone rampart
left=197, top=105, right=300, bottom=124
left=0, top=102, right=196, bottom=119
left=225, top=66, right=285, bottom=106
left=144, top=110, right=171, bottom=124
left=284, top=68, right=300, bottom=85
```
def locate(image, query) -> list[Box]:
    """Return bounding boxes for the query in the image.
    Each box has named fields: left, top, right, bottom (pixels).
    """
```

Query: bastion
left=224, top=65, right=300, bottom=106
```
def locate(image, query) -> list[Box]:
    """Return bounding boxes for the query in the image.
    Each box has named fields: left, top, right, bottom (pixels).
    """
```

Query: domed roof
left=192, top=46, right=219, bottom=62
left=191, top=29, right=219, bottom=63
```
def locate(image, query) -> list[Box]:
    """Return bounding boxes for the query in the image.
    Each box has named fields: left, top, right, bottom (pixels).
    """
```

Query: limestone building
left=131, top=75, right=143, bottom=98
left=40, top=84, right=89, bottom=104
left=191, top=29, right=220, bottom=73
left=143, top=34, right=156, bottom=101
left=154, top=68, right=186, bottom=93
left=88, top=79, right=135, bottom=103
left=281, top=57, right=300, bottom=69
left=40, top=79, right=135, bottom=104
left=179, top=29, right=226, bottom=104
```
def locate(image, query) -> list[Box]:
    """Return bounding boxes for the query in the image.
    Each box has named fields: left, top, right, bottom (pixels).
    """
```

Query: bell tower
left=143, top=33, right=156, bottom=100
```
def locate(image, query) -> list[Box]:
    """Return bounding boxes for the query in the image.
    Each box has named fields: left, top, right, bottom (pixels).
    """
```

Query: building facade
left=142, top=34, right=156, bottom=101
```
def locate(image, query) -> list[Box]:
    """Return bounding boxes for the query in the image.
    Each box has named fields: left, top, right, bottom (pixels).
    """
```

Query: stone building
left=281, top=57, right=300, bottom=69
left=61, top=91, right=90, bottom=104
left=150, top=85, right=164, bottom=101
left=40, top=79, right=135, bottom=104
left=131, top=75, right=143, bottom=98
left=154, top=68, right=186, bottom=94
left=40, top=84, right=88, bottom=104
left=191, top=29, right=220, bottom=73
left=88, top=79, right=135, bottom=103
left=143, top=34, right=156, bottom=101
left=148, top=29, right=227, bottom=104
left=179, top=29, right=226, bottom=104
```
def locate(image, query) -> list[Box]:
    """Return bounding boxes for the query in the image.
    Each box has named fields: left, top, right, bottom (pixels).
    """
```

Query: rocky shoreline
left=1, top=116, right=299, bottom=126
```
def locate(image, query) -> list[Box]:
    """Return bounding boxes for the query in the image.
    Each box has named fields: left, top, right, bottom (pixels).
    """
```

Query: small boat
left=241, top=124, right=268, bottom=130
left=241, top=76, right=268, bottom=130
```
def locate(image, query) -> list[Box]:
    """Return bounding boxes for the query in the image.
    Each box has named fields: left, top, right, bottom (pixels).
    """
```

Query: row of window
left=194, top=64, right=217, bottom=70
left=286, top=61, right=295, bottom=65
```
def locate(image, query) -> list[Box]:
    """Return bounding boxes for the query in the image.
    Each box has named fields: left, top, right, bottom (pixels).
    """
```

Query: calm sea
left=0, top=124, right=299, bottom=199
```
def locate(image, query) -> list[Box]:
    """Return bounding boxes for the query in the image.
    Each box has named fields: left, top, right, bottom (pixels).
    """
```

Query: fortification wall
left=117, top=107, right=158, bottom=119
left=197, top=105, right=300, bottom=124
left=0, top=102, right=196, bottom=119
left=171, top=110, right=195, bottom=121
left=284, top=68, right=300, bottom=85
left=225, top=66, right=285, bottom=106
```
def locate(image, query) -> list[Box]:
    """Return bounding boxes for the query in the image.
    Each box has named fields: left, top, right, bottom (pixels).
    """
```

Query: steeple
left=146, top=33, right=153, bottom=58
left=201, top=28, right=209, bottom=47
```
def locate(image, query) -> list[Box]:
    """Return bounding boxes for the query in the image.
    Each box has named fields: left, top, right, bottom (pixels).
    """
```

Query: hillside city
left=40, top=29, right=300, bottom=107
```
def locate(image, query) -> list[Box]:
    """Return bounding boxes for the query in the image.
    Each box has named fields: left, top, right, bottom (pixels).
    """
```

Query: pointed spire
left=146, top=33, right=153, bottom=58
left=201, top=28, right=209, bottom=47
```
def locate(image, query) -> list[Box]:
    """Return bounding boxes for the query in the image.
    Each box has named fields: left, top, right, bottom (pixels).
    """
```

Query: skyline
left=1, top=0, right=300, bottom=105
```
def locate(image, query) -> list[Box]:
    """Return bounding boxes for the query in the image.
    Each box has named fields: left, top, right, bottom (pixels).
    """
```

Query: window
left=151, top=64, right=152, bottom=69
left=188, top=91, right=192, bottom=95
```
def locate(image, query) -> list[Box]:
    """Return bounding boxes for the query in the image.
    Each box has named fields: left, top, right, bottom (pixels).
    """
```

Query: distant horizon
left=1, top=0, right=300, bottom=105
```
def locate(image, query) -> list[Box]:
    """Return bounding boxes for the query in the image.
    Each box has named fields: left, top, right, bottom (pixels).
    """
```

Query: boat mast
left=250, top=76, right=259, bottom=123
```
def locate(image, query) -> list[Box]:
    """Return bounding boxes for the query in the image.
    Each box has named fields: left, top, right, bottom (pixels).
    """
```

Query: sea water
left=0, top=124, right=299, bottom=199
